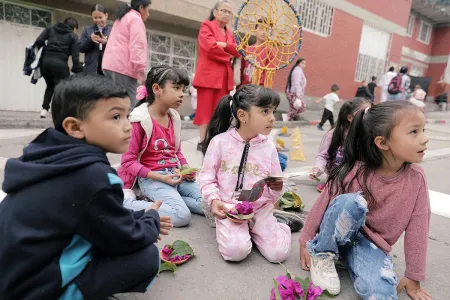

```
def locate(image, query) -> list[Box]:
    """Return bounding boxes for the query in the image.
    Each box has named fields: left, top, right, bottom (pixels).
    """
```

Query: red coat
left=193, top=20, right=239, bottom=91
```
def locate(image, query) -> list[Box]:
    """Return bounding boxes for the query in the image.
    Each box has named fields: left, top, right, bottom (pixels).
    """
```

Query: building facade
left=0, top=0, right=449, bottom=112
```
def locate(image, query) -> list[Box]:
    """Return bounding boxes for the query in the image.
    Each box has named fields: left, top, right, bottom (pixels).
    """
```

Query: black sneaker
left=273, top=209, right=304, bottom=232
left=197, top=142, right=203, bottom=152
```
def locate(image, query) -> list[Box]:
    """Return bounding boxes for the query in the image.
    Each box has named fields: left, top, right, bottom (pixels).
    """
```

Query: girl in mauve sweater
left=299, top=101, right=431, bottom=300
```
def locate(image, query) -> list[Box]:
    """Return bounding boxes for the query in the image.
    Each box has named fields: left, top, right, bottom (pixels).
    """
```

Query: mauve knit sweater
left=299, top=164, right=430, bottom=281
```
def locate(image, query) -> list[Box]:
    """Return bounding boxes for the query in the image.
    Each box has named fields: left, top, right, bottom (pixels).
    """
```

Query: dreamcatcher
left=234, top=0, right=303, bottom=88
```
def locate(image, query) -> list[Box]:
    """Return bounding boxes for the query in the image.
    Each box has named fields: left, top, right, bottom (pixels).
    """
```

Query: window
left=406, top=15, right=415, bottom=37
left=410, top=64, right=426, bottom=77
left=298, top=0, right=333, bottom=36
left=0, top=1, right=51, bottom=28
left=418, top=20, right=432, bottom=44
left=147, top=31, right=197, bottom=75
left=354, top=24, right=391, bottom=82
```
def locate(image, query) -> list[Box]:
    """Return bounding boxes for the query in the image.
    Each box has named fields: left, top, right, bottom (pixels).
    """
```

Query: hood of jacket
left=2, top=128, right=109, bottom=194
left=53, top=23, right=73, bottom=34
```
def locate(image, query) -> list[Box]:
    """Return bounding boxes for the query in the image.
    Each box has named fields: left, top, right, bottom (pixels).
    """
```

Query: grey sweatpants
left=104, top=70, right=138, bottom=107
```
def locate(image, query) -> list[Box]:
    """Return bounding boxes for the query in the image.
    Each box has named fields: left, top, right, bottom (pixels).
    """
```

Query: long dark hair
left=202, top=84, right=280, bottom=155
left=135, top=65, right=190, bottom=107
left=327, top=101, right=419, bottom=206
left=208, top=0, right=231, bottom=21
left=326, top=98, right=371, bottom=172
left=285, top=58, right=304, bottom=92
left=117, top=0, right=151, bottom=20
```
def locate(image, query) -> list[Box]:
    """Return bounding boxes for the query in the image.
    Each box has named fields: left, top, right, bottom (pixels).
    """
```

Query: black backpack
left=388, top=74, right=403, bottom=95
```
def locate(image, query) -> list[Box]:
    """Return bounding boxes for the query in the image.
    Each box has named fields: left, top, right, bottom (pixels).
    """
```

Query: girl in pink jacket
left=102, top=0, right=151, bottom=107
left=199, top=84, right=300, bottom=263
left=118, top=66, right=203, bottom=227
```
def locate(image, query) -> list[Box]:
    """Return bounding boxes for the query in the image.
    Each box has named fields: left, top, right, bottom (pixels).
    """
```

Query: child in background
left=316, top=84, right=341, bottom=131
left=310, top=98, right=371, bottom=192
left=409, top=84, right=427, bottom=112
left=300, top=101, right=431, bottom=299
left=367, top=76, right=377, bottom=103
left=119, top=66, right=204, bottom=228
left=200, top=84, right=302, bottom=262
left=0, top=75, right=169, bottom=299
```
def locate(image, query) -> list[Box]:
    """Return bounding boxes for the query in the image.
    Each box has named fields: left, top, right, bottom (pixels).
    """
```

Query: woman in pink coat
left=102, top=0, right=151, bottom=106
left=193, top=0, right=239, bottom=151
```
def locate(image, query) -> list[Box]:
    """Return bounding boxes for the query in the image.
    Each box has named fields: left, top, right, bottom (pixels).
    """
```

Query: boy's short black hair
left=331, top=84, right=340, bottom=92
left=51, top=74, right=129, bottom=132
left=372, top=76, right=377, bottom=81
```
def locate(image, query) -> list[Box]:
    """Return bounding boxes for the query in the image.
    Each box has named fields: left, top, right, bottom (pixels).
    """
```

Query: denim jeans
left=307, top=193, right=399, bottom=300
left=124, top=169, right=203, bottom=227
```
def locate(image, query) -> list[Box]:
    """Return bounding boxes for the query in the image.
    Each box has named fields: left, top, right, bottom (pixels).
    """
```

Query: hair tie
left=136, top=85, right=148, bottom=101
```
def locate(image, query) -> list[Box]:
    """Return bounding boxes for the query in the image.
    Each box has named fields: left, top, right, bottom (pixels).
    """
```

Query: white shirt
left=381, top=71, right=397, bottom=88
left=324, top=92, right=339, bottom=111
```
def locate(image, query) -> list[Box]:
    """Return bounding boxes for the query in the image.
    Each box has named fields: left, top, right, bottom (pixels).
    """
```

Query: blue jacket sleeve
left=76, top=184, right=160, bottom=254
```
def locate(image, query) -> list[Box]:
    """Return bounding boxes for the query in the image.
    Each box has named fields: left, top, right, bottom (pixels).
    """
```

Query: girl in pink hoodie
left=199, top=84, right=293, bottom=263
left=118, top=66, right=203, bottom=228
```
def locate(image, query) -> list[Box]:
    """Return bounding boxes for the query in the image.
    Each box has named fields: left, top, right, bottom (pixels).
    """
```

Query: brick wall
left=272, top=10, right=363, bottom=100
left=431, top=27, right=450, bottom=56
left=346, top=0, right=411, bottom=27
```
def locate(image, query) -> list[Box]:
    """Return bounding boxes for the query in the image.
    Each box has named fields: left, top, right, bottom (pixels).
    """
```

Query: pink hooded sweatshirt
left=118, top=104, right=183, bottom=199
left=102, top=10, right=147, bottom=81
left=199, top=129, right=283, bottom=210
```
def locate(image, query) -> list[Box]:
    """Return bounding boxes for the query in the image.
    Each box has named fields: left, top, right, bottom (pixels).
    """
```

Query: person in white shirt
left=316, top=84, right=341, bottom=131
left=380, top=66, right=397, bottom=103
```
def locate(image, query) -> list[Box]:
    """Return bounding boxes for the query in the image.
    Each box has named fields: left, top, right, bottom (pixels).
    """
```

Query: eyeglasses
left=218, top=9, right=233, bottom=16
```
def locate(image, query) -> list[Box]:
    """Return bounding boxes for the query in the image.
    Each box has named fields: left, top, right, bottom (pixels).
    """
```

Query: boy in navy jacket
left=0, top=74, right=172, bottom=300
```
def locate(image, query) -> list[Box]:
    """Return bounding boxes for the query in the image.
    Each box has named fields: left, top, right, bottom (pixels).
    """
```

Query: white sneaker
left=40, top=109, right=48, bottom=118
left=184, top=116, right=191, bottom=121
left=310, top=253, right=341, bottom=295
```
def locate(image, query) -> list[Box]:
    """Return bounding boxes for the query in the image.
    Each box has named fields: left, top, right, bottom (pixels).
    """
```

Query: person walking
left=34, top=17, right=83, bottom=118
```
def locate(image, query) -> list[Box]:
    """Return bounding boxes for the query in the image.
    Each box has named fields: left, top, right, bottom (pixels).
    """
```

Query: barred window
left=297, top=0, right=333, bottom=37
left=147, top=31, right=197, bottom=75
left=418, top=20, right=432, bottom=44
left=0, top=1, right=52, bottom=28
left=406, top=15, right=415, bottom=37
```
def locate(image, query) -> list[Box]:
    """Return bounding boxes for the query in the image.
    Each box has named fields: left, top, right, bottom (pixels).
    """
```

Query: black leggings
left=74, top=244, right=160, bottom=300
left=319, top=108, right=335, bottom=127
left=41, top=57, right=70, bottom=110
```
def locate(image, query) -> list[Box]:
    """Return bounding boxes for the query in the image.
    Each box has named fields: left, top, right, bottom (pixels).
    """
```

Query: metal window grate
left=354, top=53, right=386, bottom=82
left=418, top=20, right=431, bottom=44
left=0, top=1, right=51, bottom=28
left=147, top=31, right=197, bottom=75
left=297, top=0, right=333, bottom=36
left=406, top=15, right=415, bottom=37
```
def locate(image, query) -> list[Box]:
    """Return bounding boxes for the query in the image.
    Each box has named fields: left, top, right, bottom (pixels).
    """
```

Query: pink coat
left=118, top=104, right=182, bottom=192
left=102, top=10, right=147, bottom=81
left=199, top=129, right=283, bottom=211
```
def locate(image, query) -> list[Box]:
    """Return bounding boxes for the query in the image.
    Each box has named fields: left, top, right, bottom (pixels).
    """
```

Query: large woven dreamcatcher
left=234, top=0, right=303, bottom=88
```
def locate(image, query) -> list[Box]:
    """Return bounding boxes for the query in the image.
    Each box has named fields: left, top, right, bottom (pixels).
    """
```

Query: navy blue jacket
left=79, top=24, right=112, bottom=74
left=0, top=128, right=160, bottom=300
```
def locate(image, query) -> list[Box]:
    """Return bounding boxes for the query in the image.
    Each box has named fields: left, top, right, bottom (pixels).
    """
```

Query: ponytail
left=327, top=101, right=418, bottom=207
left=116, top=0, right=151, bottom=20
left=202, top=95, right=233, bottom=155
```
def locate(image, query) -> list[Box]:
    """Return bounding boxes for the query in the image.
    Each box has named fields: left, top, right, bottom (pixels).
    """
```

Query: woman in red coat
left=193, top=0, right=239, bottom=150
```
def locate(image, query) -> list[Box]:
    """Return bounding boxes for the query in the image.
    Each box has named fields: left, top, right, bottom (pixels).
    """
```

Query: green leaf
left=273, top=279, right=282, bottom=300
left=238, top=213, right=254, bottom=220
left=282, top=192, right=295, bottom=201
left=280, top=197, right=293, bottom=205
left=158, top=262, right=177, bottom=275
left=168, top=240, right=194, bottom=259
left=320, top=290, right=336, bottom=298
left=295, top=276, right=311, bottom=291
left=291, top=192, right=304, bottom=209
left=179, top=167, right=199, bottom=175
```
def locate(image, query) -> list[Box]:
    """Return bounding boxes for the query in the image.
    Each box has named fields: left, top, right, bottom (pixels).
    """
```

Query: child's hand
left=183, top=174, right=196, bottom=182
left=159, top=174, right=183, bottom=186
left=211, top=200, right=226, bottom=219
left=397, top=277, right=432, bottom=300
left=300, top=245, right=311, bottom=271
left=309, top=167, right=323, bottom=180
left=158, top=216, right=173, bottom=241
left=267, top=178, right=283, bottom=191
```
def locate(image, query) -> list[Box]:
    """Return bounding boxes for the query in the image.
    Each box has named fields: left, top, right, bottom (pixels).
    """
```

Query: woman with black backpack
left=34, top=17, right=83, bottom=118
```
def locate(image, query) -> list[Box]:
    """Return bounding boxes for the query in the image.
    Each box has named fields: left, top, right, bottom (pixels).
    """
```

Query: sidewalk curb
left=0, top=118, right=320, bottom=129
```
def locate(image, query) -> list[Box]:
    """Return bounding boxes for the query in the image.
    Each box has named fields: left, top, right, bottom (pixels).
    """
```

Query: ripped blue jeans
left=307, top=193, right=399, bottom=300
